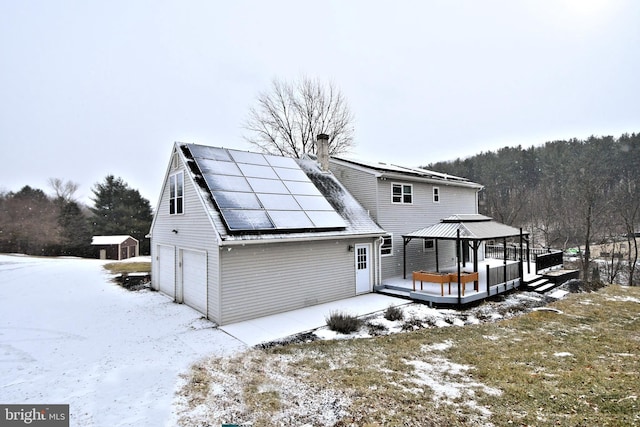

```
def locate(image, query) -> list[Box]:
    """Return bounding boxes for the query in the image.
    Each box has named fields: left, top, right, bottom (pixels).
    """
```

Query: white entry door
left=355, top=244, right=371, bottom=294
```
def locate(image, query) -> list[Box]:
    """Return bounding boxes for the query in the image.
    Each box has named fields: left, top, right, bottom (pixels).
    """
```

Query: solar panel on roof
left=188, top=145, right=232, bottom=161
left=264, top=155, right=299, bottom=169
left=274, top=167, right=309, bottom=181
left=246, top=177, right=289, bottom=194
left=236, top=163, right=279, bottom=179
left=256, top=193, right=300, bottom=210
left=283, top=180, right=322, bottom=195
left=229, top=150, right=269, bottom=165
left=221, top=209, right=275, bottom=230
left=204, top=175, right=252, bottom=192
left=186, top=145, right=346, bottom=233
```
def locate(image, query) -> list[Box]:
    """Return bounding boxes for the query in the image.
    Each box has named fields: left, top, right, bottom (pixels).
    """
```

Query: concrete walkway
left=220, top=293, right=409, bottom=346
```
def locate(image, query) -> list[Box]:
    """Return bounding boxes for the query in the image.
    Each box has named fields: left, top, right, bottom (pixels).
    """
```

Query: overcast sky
left=1, top=1, right=638, bottom=206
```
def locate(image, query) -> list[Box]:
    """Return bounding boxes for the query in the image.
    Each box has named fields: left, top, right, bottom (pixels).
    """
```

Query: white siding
left=329, top=163, right=379, bottom=221
left=329, top=160, right=481, bottom=280
left=219, top=238, right=379, bottom=325
left=374, top=178, right=478, bottom=279
left=150, top=149, right=222, bottom=322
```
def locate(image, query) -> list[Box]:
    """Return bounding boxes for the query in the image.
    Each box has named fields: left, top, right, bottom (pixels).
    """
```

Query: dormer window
left=392, top=183, right=413, bottom=204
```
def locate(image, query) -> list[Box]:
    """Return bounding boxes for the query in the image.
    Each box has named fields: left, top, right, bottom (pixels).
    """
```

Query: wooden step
left=535, top=281, right=560, bottom=293
left=376, top=287, right=412, bottom=299
left=525, top=277, right=549, bottom=291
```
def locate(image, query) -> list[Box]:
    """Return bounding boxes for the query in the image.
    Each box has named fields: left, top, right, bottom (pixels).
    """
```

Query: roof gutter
left=379, top=171, right=483, bottom=189
left=219, top=232, right=386, bottom=247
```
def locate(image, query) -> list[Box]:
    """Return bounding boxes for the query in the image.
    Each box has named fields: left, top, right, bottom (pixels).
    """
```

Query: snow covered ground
left=0, top=255, right=246, bottom=427
left=1, top=254, right=569, bottom=426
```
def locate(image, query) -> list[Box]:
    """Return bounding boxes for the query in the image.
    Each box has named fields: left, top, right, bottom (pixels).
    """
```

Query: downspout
left=377, top=236, right=384, bottom=286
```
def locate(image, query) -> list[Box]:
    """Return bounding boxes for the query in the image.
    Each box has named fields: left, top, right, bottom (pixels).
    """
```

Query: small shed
left=91, top=235, right=139, bottom=260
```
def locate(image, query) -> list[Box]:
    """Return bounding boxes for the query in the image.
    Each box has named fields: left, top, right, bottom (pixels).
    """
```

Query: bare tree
left=48, top=178, right=79, bottom=202
left=243, top=76, right=355, bottom=158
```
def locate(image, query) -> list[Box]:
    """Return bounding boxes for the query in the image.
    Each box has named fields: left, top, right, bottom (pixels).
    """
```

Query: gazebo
left=402, top=214, right=530, bottom=303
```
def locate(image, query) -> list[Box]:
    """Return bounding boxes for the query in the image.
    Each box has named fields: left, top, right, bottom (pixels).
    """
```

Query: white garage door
left=157, top=245, right=176, bottom=298
left=181, top=249, right=207, bottom=315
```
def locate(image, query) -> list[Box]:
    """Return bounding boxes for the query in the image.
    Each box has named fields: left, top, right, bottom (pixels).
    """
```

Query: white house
left=149, top=139, right=385, bottom=325
left=328, top=156, right=484, bottom=280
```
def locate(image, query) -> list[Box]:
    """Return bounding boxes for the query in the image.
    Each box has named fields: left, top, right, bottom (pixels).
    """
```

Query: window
left=433, top=187, right=440, bottom=203
left=169, top=172, right=184, bottom=215
left=392, top=183, right=413, bottom=204
left=171, top=151, right=179, bottom=170
left=381, top=234, right=393, bottom=256
left=424, top=239, right=435, bottom=252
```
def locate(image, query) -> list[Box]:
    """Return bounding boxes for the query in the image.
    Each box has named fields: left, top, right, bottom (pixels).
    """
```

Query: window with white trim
left=433, top=187, right=440, bottom=203
left=381, top=234, right=393, bottom=256
left=169, top=172, right=184, bottom=215
left=424, top=239, right=435, bottom=252
left=392, top=183, right=413, bottom=204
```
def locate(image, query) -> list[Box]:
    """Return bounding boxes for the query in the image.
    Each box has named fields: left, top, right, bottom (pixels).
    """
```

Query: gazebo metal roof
left=401, top=215, right=530, bottom=286
left=403, top=214, right=528, bottom=241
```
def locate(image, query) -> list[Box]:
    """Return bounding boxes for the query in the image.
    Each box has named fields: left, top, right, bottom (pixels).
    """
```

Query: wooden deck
left=376, top=258, right=539, bottom=306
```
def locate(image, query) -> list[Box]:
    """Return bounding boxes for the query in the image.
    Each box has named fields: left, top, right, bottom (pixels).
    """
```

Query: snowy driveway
left=0, top=255, right=245, bottom=427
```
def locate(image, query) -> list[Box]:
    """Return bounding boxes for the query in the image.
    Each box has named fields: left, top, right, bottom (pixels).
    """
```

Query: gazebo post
left=525, top=232, right=531, bottom=274
left=472, top=240, right=480, bottom=292
left=457, top=229, right=461, bottom=306
left=503, top=237, right=507, bottom=288
left=519, top=228, right=524, bottom=286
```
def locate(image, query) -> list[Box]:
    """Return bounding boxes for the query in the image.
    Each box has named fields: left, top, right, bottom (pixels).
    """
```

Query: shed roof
left=403, top=215, right=527, bottom=240
left=91, top=235, right=138, bottom=245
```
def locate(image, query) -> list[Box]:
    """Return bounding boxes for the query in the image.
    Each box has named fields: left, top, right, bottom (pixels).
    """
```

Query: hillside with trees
left=425, top=133, right=640, bottom=285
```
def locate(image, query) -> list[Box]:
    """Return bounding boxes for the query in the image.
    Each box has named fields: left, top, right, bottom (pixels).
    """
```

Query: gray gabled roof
left=180, top=143, right=385, bottom=243
left=404, top=215, right=527, bottom=240
left=331, top=156, right=483, bottom=189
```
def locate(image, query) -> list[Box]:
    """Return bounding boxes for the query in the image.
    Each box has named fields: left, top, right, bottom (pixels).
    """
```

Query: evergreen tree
left=90, top=175, right=153, bottom=254
left=56, top=199, right=92, bottom=256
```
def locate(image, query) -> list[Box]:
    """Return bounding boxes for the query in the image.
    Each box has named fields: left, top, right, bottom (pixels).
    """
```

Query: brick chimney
left=316, top=133, right=329, bottom=171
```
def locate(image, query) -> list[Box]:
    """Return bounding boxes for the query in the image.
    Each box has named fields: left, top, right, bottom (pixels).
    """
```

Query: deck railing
left=485, top=245, right=552, bottom=261
left=535, top=251, right=564, bottom=273
left=486, top=262, right=521, bottom=292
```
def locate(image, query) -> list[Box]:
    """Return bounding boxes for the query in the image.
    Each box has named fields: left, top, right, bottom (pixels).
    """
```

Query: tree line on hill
left=425, top=133, right=640, bottom=286
left=0, top=175, right=153, bottom=257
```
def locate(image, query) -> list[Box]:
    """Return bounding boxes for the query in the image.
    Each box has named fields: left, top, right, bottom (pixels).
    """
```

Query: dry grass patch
left=176, top=285, right=640, bottom=426
left=103, top=261, right=150, bottom=274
